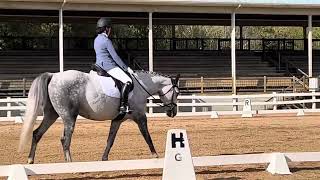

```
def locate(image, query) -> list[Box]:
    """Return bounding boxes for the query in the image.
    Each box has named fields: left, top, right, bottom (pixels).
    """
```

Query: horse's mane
left=135, top=70, right=171, bottom=78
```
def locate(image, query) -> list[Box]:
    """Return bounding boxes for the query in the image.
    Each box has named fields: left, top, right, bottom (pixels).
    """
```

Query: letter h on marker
left=171, top=132, right=185, bottom=148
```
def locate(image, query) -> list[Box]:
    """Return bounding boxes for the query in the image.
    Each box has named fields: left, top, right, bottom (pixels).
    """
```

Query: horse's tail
left=18, top=72, right=53, bottom=152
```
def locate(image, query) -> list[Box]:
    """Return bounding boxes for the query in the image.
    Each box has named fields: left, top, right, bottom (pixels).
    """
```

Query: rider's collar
left=102, top=32, right=108, bottom=38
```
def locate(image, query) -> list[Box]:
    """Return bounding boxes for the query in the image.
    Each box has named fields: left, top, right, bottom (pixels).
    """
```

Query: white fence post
left=149, top=99, right=153, bottom=114
left=6, top=97, right=11, bottom=118
left=192, top=94, right=196, bottom=113
left=312, top=91, right=316, bottom=109
left=232, top=94, right=238, bottom=111
left=273, top=92, right=277, bottom=110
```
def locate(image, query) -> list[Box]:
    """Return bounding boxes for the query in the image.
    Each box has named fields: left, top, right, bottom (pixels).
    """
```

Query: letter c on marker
left=175, top=153, right=182, bottom=161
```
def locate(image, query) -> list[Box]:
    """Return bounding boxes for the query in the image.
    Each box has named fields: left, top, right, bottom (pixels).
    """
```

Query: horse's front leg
left=102, top=119, right=122, bottom=161
left=132, top=113, right=159, bottom=158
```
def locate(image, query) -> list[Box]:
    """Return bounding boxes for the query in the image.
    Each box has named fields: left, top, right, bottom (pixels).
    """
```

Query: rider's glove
left=127, top=67, right=134, bottom=74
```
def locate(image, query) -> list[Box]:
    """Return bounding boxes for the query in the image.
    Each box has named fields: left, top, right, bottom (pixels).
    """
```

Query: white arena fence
left=1, top=92, right=320, bottom=122
left=1, top=129, right=320, bottom=179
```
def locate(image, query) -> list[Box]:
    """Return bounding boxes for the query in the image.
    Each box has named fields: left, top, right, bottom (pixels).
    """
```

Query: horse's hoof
left=152, top=153, right=159, bottom=158
left=27, top=158, right=34, bottom=164
left=102, top=157, right=108, bottom=161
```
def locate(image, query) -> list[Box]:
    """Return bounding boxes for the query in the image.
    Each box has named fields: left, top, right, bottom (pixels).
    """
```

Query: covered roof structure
left=1, top=1, right=320, bottom=26
left=2, top=9, right=320, bottom=26
left=1, top=0, right=320, bottom=94
left=1, top=0, right=320, bottom=15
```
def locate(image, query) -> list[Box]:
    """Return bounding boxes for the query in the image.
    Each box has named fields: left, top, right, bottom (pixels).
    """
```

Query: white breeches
left=107, top=67, right=132, bottom=84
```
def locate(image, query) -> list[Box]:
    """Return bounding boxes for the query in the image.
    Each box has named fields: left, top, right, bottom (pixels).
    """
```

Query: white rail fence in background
left=1, top=92, right=320, bottom=121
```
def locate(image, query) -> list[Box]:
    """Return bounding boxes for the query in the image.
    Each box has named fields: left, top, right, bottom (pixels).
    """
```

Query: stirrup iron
left=119, top=105, right=133, bottom=114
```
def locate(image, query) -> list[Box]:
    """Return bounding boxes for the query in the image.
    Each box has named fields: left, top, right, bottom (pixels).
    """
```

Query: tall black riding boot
left=119, top=82, right=132, bottom=114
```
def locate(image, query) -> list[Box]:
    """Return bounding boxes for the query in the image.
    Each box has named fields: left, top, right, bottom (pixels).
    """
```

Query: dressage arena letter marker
left=210, top=111, right=219, bottom=119
left=242, top=99, right=253, bottom=118
left=297, top=109, right=305, bottom=116
left=171, top=132, right=185, bottom=148
left=267, top=153, right=291, bottom=174
left=162, top=129, right=196, bottom=180
left=8, top=164, right=28, bottom=180
left=14, top=116, right=23, bottom=124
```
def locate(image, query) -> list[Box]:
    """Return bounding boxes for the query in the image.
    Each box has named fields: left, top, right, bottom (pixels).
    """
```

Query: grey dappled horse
left=19, top=70, right=180, bottom=163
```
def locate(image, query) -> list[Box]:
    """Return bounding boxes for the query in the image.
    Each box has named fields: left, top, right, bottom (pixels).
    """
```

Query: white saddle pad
left=89, top=70, right=121, bottom=98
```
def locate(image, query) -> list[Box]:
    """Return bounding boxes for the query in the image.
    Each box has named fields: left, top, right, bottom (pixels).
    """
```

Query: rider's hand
left=127, top=67, right=134, bottom=74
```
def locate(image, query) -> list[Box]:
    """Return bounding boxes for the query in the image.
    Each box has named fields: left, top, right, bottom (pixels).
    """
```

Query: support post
left=200, top=76, right=204, bottom=94
left=303, top=26, right=307, bottom=51
left=308, top=15, right=312, bottom=78
left=239, top=26, right=243, bottom=50
left=231, top=12, right=236, bottom=94
left=149, top=12, right=154, bottom=72
left=59, top=1, right=65, bottom=73
left=264, top=76, right=267, bottom=93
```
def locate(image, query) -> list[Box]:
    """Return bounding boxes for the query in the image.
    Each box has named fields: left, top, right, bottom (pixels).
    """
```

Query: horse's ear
left=175, top=74, right=180, bottom=82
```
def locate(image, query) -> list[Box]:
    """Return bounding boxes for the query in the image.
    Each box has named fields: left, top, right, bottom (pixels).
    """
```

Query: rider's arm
left=105, top=38, right=128, bottom=70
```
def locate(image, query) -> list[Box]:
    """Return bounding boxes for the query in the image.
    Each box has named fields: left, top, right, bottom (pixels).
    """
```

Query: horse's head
left=158, top=74, right=180, bottom=118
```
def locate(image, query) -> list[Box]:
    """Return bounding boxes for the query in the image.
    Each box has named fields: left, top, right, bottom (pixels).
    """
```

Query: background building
left=1, top=0, right=320, bottom=96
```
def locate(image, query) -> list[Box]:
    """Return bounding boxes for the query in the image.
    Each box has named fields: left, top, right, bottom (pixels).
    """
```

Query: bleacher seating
left=0, top=50, right=299, bottom=96
left=0, top=50, right=95, bottom=79
left=282, top=55, right=320, bottom=76
left=0, top=50, right=95, bottom=96
left=133, top=54, right=284, bottom=77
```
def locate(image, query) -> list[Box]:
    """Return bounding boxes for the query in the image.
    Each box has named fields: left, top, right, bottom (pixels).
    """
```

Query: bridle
left=130, top=73, right=180, bottom=110
left=158, top=80, right=180, bottom=111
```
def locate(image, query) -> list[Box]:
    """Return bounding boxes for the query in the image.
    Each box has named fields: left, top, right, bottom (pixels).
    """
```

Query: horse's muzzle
left=166, top=107, right=177, bottom=118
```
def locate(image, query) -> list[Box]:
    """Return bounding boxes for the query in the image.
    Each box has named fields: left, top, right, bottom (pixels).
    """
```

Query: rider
left=94, top=17, right=133, bottom=114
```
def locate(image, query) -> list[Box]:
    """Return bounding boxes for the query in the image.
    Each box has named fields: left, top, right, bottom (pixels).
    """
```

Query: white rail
left=2, top=126, right=320, bottom=180
left=1, top=92, right=320, bottom=121
left=1, top=152, right=320, bottom=177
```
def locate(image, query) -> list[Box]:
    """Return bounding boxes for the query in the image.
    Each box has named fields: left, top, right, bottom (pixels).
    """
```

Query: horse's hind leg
left=102, top=120, right=122, bottom=161
left=28, top=105, right=59, bottom=164
left=132, top=114, right=158, bottom=158
left=60, top=114, right=77, bottom=162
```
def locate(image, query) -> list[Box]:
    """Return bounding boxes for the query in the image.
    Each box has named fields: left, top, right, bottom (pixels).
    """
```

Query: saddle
left=91, top=64, right=123, bottom=91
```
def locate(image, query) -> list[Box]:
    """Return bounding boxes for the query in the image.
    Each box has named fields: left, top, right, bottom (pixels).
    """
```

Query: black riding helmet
left=97, top=17, right=112, bottom=28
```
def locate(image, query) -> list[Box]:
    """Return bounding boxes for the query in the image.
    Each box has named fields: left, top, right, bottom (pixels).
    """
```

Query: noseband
left=159, top=83, right=179, bottom=111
